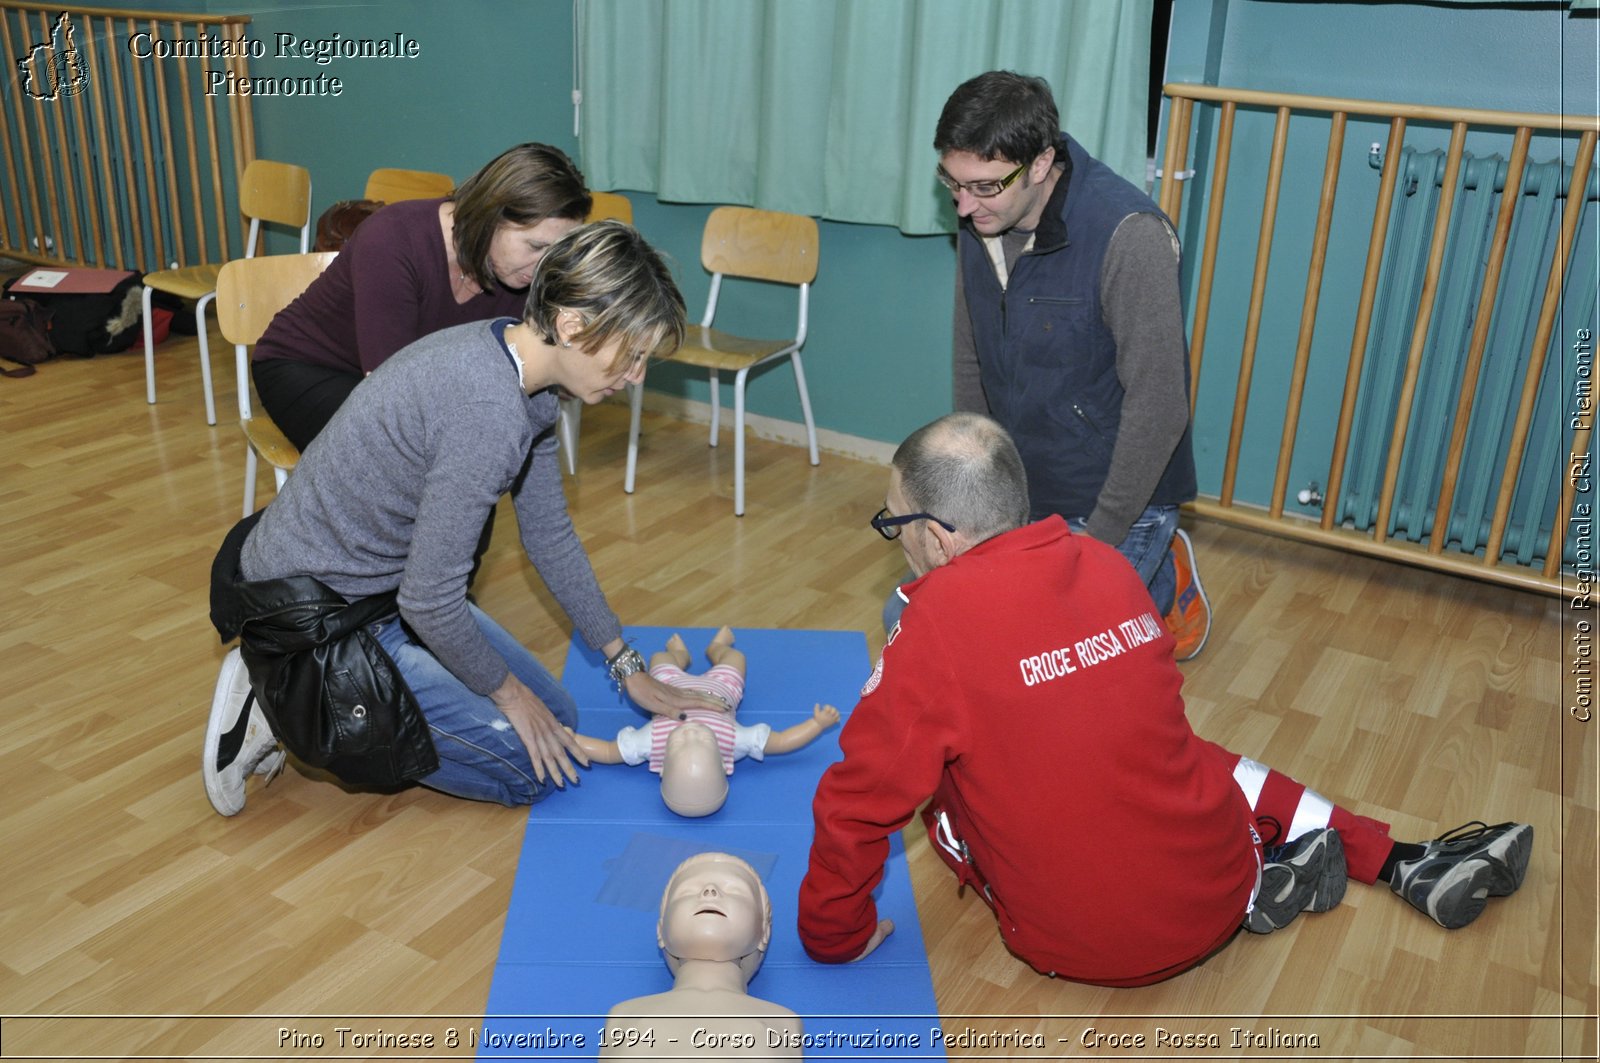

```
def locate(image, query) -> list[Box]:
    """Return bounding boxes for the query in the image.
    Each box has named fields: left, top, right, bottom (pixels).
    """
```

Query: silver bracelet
left=606, top=646, right=647, bottom=689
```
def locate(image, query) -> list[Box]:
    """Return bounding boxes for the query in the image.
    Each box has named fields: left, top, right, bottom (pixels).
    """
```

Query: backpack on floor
left=0, top=297, right=55, bottom=378
left=2, top=270, right=143, bottom=356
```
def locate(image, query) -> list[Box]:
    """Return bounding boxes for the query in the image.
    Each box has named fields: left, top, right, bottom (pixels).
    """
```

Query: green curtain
left=576, top=0, right=1153, bottom=235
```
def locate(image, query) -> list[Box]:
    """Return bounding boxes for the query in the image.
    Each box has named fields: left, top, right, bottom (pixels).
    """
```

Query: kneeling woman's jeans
left=373, top=604, right=578, bottom=806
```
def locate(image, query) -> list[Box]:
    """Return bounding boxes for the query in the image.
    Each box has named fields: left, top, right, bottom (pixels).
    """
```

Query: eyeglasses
left=935, top=161, right=1027, bottom=199
left=871, top=506, right=955, bottom=541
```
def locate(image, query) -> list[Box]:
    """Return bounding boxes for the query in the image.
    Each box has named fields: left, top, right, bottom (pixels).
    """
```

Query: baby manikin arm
left=761, top=703, right=841, bottom=756
left=567, top=729, right=626, bottom=765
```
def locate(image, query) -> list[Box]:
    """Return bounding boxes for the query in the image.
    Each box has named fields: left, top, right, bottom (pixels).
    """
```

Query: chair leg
left=707, top=369, right=720, bottom=447
left=195, top=293, right=217, bottom=426
left=791, top=351, right=820, bottom=467
left=236, top=342, right=252, bottom=422
left=733, top=368, right=748, bottom=517
left=624, top=381, right=644, bottom=494
left=272, top=466, right=290, bottom=490
left=243, top=447, right=258, bottom=518
left=557, top=396, right=581, bottom=476
left=142, top=286, right=157, bottom=405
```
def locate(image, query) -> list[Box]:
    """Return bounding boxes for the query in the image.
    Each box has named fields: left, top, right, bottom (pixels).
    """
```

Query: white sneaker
left=203, top=648, right=285, bottom=816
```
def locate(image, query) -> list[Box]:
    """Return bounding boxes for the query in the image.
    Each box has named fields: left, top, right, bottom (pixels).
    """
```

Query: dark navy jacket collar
left=1030, top=134, right=1076, bottom=251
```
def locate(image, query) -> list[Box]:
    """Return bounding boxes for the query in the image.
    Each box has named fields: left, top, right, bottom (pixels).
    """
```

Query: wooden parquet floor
left=0, top=327, right=1590, bottom=1060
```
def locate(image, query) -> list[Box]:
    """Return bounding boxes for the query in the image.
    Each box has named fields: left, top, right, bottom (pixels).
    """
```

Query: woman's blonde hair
left=524, top=220, right=687, bottom=371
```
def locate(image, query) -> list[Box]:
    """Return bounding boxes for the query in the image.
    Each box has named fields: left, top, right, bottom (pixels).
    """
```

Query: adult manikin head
left=656, top=852, right=773, bottom=984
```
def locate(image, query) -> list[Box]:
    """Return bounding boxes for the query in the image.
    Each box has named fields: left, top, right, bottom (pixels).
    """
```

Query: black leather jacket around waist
left=209, top=510, right=438, bottom=787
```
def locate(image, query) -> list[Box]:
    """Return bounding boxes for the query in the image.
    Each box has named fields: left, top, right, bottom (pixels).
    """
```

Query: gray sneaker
left=1389, top=821, right=1533, bottom=929
left=1245, top=827, right=1347, bottom=934
left=203, top=648, right=285, bottom=816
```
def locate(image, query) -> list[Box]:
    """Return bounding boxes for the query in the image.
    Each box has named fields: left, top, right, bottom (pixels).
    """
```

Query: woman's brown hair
left=450, top=143, right=591, bottom=291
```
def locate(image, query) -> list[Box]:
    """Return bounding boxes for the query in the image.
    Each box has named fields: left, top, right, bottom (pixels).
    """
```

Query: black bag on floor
left=2, top=270, right=143, bottom=356
left=0, top=297, right=55, bottom=377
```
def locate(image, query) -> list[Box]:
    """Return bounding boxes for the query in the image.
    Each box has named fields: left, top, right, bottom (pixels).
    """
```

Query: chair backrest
left=217, top=252, right=337, bottom=347
left=239, top=159, right=313, bottom=233
left=586, top=191, right=634, bottom=225
left=364, top=167, right=454, bottom=203
left=219, top=252, right=337, bottom=421
left=700, top=206, right=818, bottom=285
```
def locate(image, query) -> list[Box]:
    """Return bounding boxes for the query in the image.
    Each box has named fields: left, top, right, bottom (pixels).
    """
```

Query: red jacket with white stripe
left=799, top=517, right=1258, bottom=986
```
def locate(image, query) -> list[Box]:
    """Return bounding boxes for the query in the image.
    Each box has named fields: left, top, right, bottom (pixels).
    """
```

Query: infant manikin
left=570, top=628, right=839, bottom=816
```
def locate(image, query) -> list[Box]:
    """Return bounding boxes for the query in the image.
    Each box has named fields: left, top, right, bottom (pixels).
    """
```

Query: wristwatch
left=606, top=646, right=647, bottom=688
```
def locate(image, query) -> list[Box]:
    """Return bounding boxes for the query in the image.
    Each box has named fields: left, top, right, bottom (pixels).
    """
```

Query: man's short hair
left=934, top=70, right=1060, bottom=164
left=893, top=412, right=1030, bottom=542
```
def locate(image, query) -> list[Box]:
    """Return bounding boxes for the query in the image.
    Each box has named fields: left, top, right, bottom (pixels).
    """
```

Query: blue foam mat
left=481, top=628, right=942, bottom=1060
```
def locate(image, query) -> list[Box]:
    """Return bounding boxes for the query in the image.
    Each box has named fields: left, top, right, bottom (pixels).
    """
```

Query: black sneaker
left=1245, top=827, right=1347, bottom=934
left=1389, top=821, right=1533, bottom=929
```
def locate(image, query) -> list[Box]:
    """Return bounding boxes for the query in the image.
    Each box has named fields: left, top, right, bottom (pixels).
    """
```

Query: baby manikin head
left=659, top=721, right=729, bottom=817
left=657, top=852, right=772, bottom=984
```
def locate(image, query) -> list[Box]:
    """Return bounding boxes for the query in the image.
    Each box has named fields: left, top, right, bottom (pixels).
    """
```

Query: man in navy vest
left=922, top=69, right=1210, bottom=659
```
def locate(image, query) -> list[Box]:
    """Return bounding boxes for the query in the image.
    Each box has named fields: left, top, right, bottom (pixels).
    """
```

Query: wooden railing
left=1, top=2, right=255, bottom=271
left=1159, top=84, right=1599, bottom=597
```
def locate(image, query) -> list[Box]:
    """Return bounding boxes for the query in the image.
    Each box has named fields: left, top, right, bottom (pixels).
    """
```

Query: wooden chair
left=215, top=252, right=338, bottom=516
left=626, top=206, right=819, bottom=516
left=141, top=158, right=312, bottom=426
left=363, top=167, right=454, bottom=203
left=556, top=191, right=636, bottom=476
left=586, top=191, right=634, bottom=225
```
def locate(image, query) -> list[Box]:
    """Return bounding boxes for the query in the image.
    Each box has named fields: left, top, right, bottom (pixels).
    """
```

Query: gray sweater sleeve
left=951, top=258, right=989, bottom=414
left=510, top=431, right=623, bottom=653
left=1084, top=213, right=1193, bottom=545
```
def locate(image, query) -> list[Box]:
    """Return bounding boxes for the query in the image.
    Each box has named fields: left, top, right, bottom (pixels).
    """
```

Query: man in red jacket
left=799, top=413, right=1533, bottom=986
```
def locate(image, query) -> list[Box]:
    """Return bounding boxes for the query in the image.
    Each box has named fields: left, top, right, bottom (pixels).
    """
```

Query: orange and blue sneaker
left=1164, top=527, right=1211, bottom=661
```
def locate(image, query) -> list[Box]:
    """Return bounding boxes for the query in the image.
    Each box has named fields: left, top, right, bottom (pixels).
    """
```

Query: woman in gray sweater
left=212, top=221, right=719, bottom=811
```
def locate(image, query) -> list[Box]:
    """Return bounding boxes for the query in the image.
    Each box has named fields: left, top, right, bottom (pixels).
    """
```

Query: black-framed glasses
left=871, top=506, right=956, bottom=541
left=935, top=161, right=1027, bottom=199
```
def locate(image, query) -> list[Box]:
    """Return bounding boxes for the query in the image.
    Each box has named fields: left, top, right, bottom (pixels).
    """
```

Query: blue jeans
left=880, top=504, right=1180, bottom=632
left=1069, top=504, right=1180, bottom=616
left=373, top=603, right=578, bottom=806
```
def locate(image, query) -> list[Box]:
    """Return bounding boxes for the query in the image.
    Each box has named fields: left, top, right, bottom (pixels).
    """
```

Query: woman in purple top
left=252, top=143, right=592, bottom=451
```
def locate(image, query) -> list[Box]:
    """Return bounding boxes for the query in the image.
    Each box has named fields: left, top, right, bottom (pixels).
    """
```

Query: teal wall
left=178, top=0, right=955, bottom=446
left=131, top=0, right=1597, bottom=454
left=1167, top=0, right=1593, bottom=114
left=1160, top=0, right=1597, bottom=522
